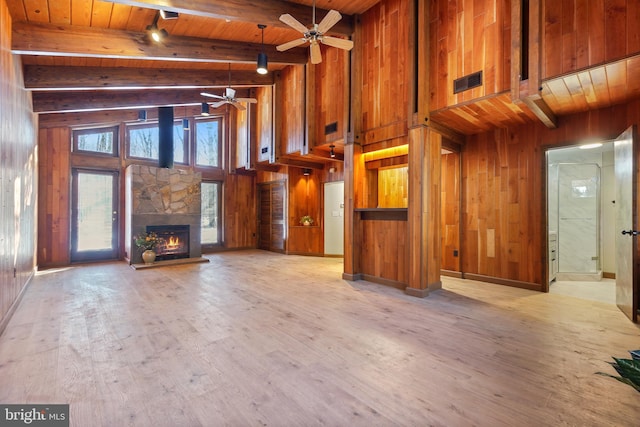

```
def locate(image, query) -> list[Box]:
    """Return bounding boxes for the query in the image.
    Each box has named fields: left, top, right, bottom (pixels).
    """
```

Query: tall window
left=201, top=181, right=222, bottom=245
left=73, top=126, right=118, bottom=156
left=195, top=118, right=221, bottom=167
left=127, top=122, right=186, bottom=163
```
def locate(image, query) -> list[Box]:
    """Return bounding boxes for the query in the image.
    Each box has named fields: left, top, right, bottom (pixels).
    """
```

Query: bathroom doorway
left=546, top=141, right=617, bottom=304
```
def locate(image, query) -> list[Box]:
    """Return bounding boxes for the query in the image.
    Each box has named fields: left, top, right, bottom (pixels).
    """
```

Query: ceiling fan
left=276, top=0, right=354, bottom=64
left=200, top=65, right=257, bottom=111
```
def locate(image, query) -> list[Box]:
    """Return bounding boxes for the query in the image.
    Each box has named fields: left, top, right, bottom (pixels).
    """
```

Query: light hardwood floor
left=1, top=250, right=639, bottom=426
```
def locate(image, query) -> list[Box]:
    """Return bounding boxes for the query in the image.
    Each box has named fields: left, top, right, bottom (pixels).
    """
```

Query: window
left=127, top=122, right=186, bottom=163
left=201, top=181, right=222, bottom=245
left=73, top=126, right=118, bottom=156
left=195, top=118, right=221, bottom=167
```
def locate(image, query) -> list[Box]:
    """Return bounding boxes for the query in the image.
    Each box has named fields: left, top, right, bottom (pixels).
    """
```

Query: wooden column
left=343, top=142, right=363, bottom=280
left=406, top=125, right=442, bottom=297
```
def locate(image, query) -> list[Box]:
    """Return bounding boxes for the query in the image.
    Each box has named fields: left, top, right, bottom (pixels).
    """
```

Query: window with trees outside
left=127, top=122, right=186, bottom=163
left=73, top=126, right=119, bottom=156
left=201, top=181, right=222, bottom=245
left=195, top=118, right=221, bottom=167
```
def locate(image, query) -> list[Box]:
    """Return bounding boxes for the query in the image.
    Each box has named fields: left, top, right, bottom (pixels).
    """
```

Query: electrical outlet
left=453, top=250, right=459, bottom=257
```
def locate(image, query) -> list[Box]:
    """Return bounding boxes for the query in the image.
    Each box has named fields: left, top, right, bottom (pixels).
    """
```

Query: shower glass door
left=557, top=163, right=600, bottom=273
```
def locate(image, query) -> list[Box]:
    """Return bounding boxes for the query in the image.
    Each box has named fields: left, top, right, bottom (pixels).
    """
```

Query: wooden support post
left=406, top=125, right=442, bottom=297
left=343, top=142, right=363, bottom=280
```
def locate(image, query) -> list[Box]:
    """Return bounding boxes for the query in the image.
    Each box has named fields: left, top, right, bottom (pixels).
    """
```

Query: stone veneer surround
left=125, top=165, right=202, bottom=264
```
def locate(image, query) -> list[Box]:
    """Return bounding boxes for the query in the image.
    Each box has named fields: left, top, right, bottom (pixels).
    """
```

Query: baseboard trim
left=0, top=268, right=35, bottom=337
left=342, top=272, right=363, bottom=281
left=603, top=272, right=616, bottom=279
left=463, top=273, right=541, bottom=291
left=360, top=274, right=407, bottom=290
left=441, top=269, right=463, bottom=278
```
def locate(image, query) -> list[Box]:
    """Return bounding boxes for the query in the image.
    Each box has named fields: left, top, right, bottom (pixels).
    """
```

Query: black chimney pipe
left=158, top=106, right=174, bottom=168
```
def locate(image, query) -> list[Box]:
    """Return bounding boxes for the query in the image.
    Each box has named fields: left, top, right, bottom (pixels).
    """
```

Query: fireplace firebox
left=146, top=225, right=190, bottom=260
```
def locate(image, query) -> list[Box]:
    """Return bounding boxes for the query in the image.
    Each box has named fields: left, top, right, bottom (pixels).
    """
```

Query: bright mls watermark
left=0, top=405, right=69, bottom=426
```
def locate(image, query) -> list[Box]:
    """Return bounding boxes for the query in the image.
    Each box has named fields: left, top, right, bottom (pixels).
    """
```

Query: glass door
left=71, top=169, right=119, bottom=262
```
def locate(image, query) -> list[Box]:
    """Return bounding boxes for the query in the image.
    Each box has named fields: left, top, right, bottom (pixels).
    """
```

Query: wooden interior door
left=258, top=181, right=286, bottom=253
left=614, top=126, right=638, bottom=322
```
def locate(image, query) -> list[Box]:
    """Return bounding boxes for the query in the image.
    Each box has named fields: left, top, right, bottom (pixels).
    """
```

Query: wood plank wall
left=0, top=0, right=38, bottom=329
left=429, top=0, right=511, bottom=111
left=277, top=65, right=305, bottom=156
left=441, top=152, right=461, bottom=272
left=463, top=99, right=640, bottom=288
left=360, top=0, right=410, bottom=146
left=256, top=86, right=274, bottom=162
left=542, top=0, right=640, bottom=79
left=314, top=46, right=348, bottom=147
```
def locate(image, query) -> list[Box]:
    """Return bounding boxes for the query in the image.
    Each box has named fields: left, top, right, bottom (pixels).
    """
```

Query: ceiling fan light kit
left=277, top=0, right=354, bottom=64
left=200, top=64, right=258, bottom=111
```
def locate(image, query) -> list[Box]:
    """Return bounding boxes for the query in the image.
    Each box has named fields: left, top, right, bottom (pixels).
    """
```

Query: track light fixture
left=257, top=24, right=268, bottom=75
left=146, top=11, right=168, bottom=42
left=303, top=168, right=311, bottom=176
left=138, top=110, right=147, bottom=121
left=182, top=118, right=190, bottom=130
left=201, top=102, right=210, bottom=116
left=329, top=144, right=336, bottom=158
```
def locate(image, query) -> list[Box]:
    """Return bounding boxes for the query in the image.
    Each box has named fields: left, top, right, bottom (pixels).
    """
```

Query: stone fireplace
left=125, top=165, right=202, bottom=265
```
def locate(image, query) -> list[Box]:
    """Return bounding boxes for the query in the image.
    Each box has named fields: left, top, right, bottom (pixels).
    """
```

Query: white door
left=324, top=181, right=344, bottom=255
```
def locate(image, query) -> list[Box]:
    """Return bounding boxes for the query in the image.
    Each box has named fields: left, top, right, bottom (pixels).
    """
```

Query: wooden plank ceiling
left=7, top=0, right=640, bottom=136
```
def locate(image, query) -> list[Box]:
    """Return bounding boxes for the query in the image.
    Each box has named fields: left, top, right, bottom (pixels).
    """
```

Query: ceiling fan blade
left=225, top=87, right=236, bottom=99
left=276, top=38, right=307, bottom=52
left=279, top=13, right=309, bottom=34
left=200, top=92, right=224, bottom=100
left=235, top=98, right=258, bottom=104
left=317, top=10, right=342, bottom=34
left=321, top=36, right=354, bottom=51
left=211, top=101, right=226, bottom=108
left=231, top=101, right=247, bottom=111
left=310, top=42, right=322, bottom=64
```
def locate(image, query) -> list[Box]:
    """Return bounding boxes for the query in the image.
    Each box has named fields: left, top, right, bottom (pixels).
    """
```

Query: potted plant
left=134, top=231, right=164, bottom=264
left=300, top=215, right=314, bottom=226
left=596, top=349, right=640, bottom=393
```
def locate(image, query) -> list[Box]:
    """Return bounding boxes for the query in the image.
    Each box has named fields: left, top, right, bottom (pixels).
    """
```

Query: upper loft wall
left=0, top=0, right=38, bottom=329
left=359, top=0, right=410, bottom=147
left=429, top=0, right=511, bottom=111
left=542, top=0, right=640, bottom=79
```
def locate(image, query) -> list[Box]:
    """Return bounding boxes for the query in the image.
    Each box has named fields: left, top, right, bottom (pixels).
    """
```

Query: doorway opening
left=546, top=141, right=616, bottom=304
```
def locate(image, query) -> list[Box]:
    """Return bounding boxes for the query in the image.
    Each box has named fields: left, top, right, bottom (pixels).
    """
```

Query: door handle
left=621, top=230, right=639, bottom=236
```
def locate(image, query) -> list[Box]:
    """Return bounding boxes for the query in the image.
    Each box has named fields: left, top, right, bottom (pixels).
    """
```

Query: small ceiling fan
left=200, top=65, right=257, bottom=111
left=276, top=0, right=354, bottom=64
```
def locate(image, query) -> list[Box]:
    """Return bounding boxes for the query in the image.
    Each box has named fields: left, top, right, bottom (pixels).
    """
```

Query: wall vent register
left=453, top=71, right=483, bottom=94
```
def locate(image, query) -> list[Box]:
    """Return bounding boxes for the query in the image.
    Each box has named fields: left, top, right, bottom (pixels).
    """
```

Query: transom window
left=126, top=122, right=187, bottom=163
left=72, top=126, right=118, bottom=156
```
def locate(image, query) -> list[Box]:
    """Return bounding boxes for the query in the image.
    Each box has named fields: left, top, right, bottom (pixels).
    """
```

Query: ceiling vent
left=453, top=71, right=483, bottom=94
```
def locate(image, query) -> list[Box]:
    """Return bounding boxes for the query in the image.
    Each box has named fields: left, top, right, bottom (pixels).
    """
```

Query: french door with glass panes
left=70, top=169, right=119, bottom=262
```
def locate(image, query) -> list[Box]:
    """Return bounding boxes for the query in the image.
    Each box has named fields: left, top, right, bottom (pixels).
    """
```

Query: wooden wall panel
left=37, top=127, right=71, bottom=267
left=224, top=173, right=256, bottom=249
left=360, top=218, right=409, bottom=285
left=0, top=0, right=38, bottom=330
left=462, top=98, right=640, bottom=288
left=541, top=0, right=640, bottom=79
left=314, top=46, right=348, bottom=146
left=256, top=85, right=274, bottom=163
left=429, top=0, right=510, bottom=111
left=278, top=65, right=305, bottom=155
left=377, top=165, right=408, bottom=207
left=288, top=167, right=321, bottom=254
left=441, top=152, right=461, bottom=272
left=360, top=0, right=410, bottom=144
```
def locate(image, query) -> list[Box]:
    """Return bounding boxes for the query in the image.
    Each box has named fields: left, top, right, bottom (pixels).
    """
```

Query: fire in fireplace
left=146, top=225, right=190, bottom=260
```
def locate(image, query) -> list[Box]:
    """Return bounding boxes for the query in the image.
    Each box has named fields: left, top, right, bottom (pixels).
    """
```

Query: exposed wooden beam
left=12, top=22, right=308, bottom=64
left=104, top=0, right=354, bottom=36
left=521, top=95, right=558, bottom=129
left=32, top=88, right=253, bottom=113
left=272, top=156, right=325, bottom=169
left=24, top=66, right=274, bottom=90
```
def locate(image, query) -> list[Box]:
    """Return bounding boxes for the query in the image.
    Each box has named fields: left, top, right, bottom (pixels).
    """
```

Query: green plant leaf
left=612, top=357, right=640, bottom=387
